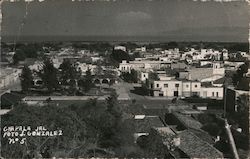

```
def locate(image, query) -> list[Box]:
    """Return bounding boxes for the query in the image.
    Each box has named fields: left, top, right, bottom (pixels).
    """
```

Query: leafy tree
left=78, top=69, right=94, bottom=92
left=121, top=69, right=138, bottom=83
left=168, top=41, right=178, bottom=49
left=235, top=95, right=249, bottom=134
left=94, top=64, right=103, bottom=75
left=148, top=72, right=159, bottom=81
left=136, top=129, right=170, bottom=158
left=140, top=79, right=150, bottom=96
left=229, top=53, right=247, bottom=62
left=201, top=123, right=220, bottom=137
left=59, top=59, right=81, bottom=85
left=106, top=91, right=121, bottom=118
left=232, top=61, right=249, bottom=88
left=20, top=65, right=34, bottom=92
left=13, top=50, right=26, bottom=64
left=38, top=58, right=59, bottom=93
left=110, top=49, right=130, bottom=64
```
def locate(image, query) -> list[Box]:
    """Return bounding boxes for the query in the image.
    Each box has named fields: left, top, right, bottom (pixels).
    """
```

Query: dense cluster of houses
left=127, top=101, right=224, bottom=158
left=118, top=46, right=250, bottom=99
left=0, top=68, right=21, bottom=90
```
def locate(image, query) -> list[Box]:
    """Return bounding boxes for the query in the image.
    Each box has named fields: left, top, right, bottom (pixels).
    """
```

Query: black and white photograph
left=0, top=0, right=250, bottom=158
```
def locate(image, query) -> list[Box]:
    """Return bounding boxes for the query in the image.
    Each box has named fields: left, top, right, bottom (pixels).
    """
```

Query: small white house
left=140, top=72, right=149, bottom=82
left=200, top=87, right=223, bottom=99
left=114, top=45, right=126, bottom=52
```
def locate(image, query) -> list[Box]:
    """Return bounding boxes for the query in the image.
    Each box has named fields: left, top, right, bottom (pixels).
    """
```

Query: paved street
left=113, top=82, right=131, bottom=100
left=0, top=81, right=21, bottom=96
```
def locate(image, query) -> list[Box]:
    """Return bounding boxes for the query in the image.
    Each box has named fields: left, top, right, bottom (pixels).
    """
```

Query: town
left=0, top=41, right=249, bottom=158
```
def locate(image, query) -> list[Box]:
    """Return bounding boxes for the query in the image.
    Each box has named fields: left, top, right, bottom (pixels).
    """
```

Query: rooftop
left=178, top=130, right=223, bottom=158
left=133, top=115, right=164, bottom=133
left=173, top=112, right=203, bottom=130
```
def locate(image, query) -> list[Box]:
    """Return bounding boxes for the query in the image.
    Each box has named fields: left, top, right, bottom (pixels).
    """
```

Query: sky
left=1, top=0, right=250, bottom=42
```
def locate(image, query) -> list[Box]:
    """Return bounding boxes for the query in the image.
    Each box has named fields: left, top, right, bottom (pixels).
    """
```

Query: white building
left=200, top=87, right=223, bottom=99
left=153, top=79, right=201, bottom=97
left=0, top=68, right=22, bottom=89
left=77, top=62, right=97, bottom=75
left=140, top=72, right=149, bottom=82
left=78, top=49, right=91, bottom=55
left=135, top=46, right=146, bottom=52
left=119, top=60, right=171, bottom=73
left=114, top=45, right=126, bottom=52
left=152, top=78, right=223, bottom=99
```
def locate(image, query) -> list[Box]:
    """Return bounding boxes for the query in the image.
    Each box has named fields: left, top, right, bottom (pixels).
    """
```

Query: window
left=143, top=74, right=146, bottom=77
left=175, top=84, right=179, bottom=88
left=164, top=84, right=168, bottom=88
left=186, top=84, right=189, bottom=88
left=194, top=84, right=197, bottom=88
left=156, top=84, right=159, bottom=88
left=212, top=92, right=214, bottom=97
left=216, top=92, right=219, bottom=97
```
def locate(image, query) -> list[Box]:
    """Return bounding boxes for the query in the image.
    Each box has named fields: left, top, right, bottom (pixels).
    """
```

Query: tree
left=13, top=50, right=26, bottom=65
left=168, top=41, right=178, bottom=49
left=94, top=64, right=103, bottom=75
left=110, top=49, right=130, bottom=64
left=201, top=123, right=220, bottom=137
left=136, top=130, right=170, bottom=158
left=106, top=91, right=120, bottom=117
left=59, top=59, right=81, bottom=85
left=121, top=69, right=138, bottom=83
left=232, top=61, right=249, bottom=88
left=20, top=65, right=34, bottom=92
left=38, top=58, right=59, bottom=93
left=148, top=72, right=159, bottom=81
left=78, top=68, right=94, bottom=92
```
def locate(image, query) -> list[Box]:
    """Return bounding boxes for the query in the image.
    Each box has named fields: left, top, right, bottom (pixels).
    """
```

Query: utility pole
left=225, top=119, right=240, bottom=159
left=0, top=1, right=3, bottom=158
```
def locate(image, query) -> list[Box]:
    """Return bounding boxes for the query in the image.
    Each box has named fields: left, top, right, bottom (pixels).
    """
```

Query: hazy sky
left=2, top=0, right=250, bottom=42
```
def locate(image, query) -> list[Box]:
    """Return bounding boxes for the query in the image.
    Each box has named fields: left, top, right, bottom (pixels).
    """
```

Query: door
left=174, top=91, right=179, bottom=97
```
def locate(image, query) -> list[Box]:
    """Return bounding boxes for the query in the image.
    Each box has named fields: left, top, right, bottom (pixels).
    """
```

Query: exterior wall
left=154, top=80, right=183, bottom=97
left=212, top=62, right=225, bottom=76
left=153, top=80, right=204, bottom=97
left=191, top=82, right=201, bottom=95
left=200, top=61, right=212, bottom=66
left=182, top=82, right=192, bottom=97
left=181, top=81, right=201, bottom=97
left=201, top=87, right=223, bottom=99
left=188, top=68, right=213, bottom=81
left=114, top=46, right=126, bottom=52
left=0, top=68, right=21, bottom=89
left=179, top=72, right=190, bottom=80
left=77, top=63, right=97, bottom=75
left=140, top=72, right=149, bottom=82
left=119, top=60, right=171, bottom=72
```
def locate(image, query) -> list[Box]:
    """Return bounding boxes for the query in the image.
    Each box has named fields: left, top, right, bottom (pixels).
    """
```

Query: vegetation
left=38, top=58, right=59, bottom=93
left=232, top=61, right=249, bottom=91
left=78, top=69, right=94, bottom=92
left=12, top=44, right=43, bottom=64
left=1, top=93, right=134, bottom=158
left=20, top=65, right=34, bottom=92
left=13, top=50, right=26, bottom=65
left=136, top=129, right=172, bottom=158
left=59, top=59, right=81, bottom=94
left=110, top=49, right=130, bottom=65
left=229, top=52, right=247, bottom=62
left=59, top=59, right=81, bottom=85
left=121, top=69, right=138, bottom=83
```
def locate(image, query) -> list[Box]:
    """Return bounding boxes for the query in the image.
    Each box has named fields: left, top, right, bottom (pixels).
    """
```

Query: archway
left=94, top=79, right=101, bottom=84
left=102, top=79, right=109, bottom=84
